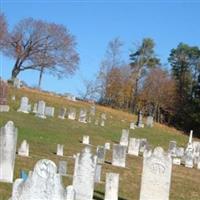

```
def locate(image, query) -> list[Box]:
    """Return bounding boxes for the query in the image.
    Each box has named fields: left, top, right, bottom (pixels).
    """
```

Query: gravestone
left=101, top=113, right=107, bottom=121
left=140, top=147, right=172, bottom=200
left=35, top=101, right=46, bottom=119
left=79, top=109, right=87, bottom=123
left=82, top=135, right=89, bottom=145
left=136, top=110, right=144, bottom=128
left=10, top=159, right=68, bottom=200
left=13, top=78, right=21, bottom=89
left=173, top=157, right=181, bottom=165
left=66, top=185, right=75, bottom=200
left=0, top=121, right=18, bottom=183
left=95, top=119, right=99, bottom=126
left=18, top=140, right=29, bottom=157
left=32, top=103, right=37, bottom=113
left=120, top=129, right=129, bottom=146
left=184, top=151, right=194, bottom=168
left=146, top=116, right=154, bottom=127
left=45, top=106, right=55, bottom=117
left=96, top=145, right=106, bottom=164
left=58, top=161, right=67, bottom=176
left=104, top=142, right=110, bottom=150
left=58, top=108, right=66, bottom=119
left=73, top=147, right=97, bottom=200
left=168, top=141, right=177, bottom=157
left=94, top=164, right=102, bottom=183
left=128, top=138, right=140, bottom=156
left=139, top=138, right=148, bottom=153
left=104, top=173, right=119, bottom=200
left=68, top=108, right=76, bottom=120
left=100, top=120, right=105, bottom=127
left=0, top=80, right=9, bottom=112
left=175, top=147, right=185, bottom=157
left=90, top=104, right=96, bottom=116
left=112, top=144, right=127, bottom=167
left=130, top=122, right=135, bottom=129
left=17, top=97, right=30, bottom=113
left=57, top=144, right=64, bottom=156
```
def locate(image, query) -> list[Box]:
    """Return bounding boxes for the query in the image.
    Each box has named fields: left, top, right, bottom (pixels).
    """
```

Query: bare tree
left=0, top=13, right=7, bottom=48
left=1, top=18, right=79, bottom=81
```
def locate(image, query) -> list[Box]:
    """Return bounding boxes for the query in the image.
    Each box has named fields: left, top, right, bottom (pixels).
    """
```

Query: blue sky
left=0, top=1, right=200, bottom=96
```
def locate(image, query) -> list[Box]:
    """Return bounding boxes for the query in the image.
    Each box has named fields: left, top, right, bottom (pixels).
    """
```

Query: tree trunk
left=11, top=67, right=20, bottom=79
left=38, top=67, right=44, bottom=89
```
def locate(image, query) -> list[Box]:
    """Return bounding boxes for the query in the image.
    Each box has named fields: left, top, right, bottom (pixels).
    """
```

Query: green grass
left=0, top=86, right=200, bottom=200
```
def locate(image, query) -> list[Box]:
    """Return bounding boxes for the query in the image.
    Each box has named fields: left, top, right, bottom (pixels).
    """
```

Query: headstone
left=57, top=144, right=64, bottom=156
left=66, top=185, right=75, bottom=200
left=17, top=97, right=30, bottom=113
left=32, top=103, right=37, bottom=113
left=11, top=159, right=68, bottom=200
left=104, top=142, right=110, bottom=150
left=175, top=147, right=185, bottom=157
left=130, top=122, right=135, bottom=130
left=73, top=147, right=97, bottom=200
left=173, top=157, right=181, bottom=165
left=120, top=129, right=129, bottom=146
left=139, top=138, right=148, bottom=153
left=184, top=151, right=194, bottom=168
left=45, top=106, right=55, bottom=117
left=18, top=140, right=29, bottom=157
left=168, top=141, right=177, bottom=157
left=96, top=145, right=106, bottom=164
left=146, top=116, right=154, bottom=127
left=197, top=158, right=200, bottom=170
left=58, top=108, right=66, bottom=119
left=95, top=119, right=99, bottom=126
left=139, top=147, right=172, bottom=200
left=100, top=120, right=105, bottom=127
left=94, top=164, right=102, bottom=183
left=112, top=144, right=127, bottom=167
left=90, top=104, right=96, bottom=116
left=104, top=173, right=119, bottom=200
left=136, top=110, right=144, bottom=128
left=79, top=109, right=87, bottom=123
left=13, top=78, right=21, bottom=89
left=101, top=113, right=107, bottom=121
left=35, top=100, right=46, bottom=119
left=128, top=138, right=140, bottom=156
left=0, top=80, right=9, bottom=112
left=58, top=161, right=67, bottom=176
left=0, top=121, right=18, bottom=183
left=82, top=135, right=89, bottom=145
left=68, top=108, right=76, bottom=120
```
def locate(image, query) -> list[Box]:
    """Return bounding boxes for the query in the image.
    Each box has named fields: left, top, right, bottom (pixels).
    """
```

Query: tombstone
left=45, top=106, right=55, bottom=117
left=168, top=141, right=177, bottom=157
left=130, top=122, right=135, bottom=130
left=104, top=142, right=110, bottom=150
left=139, top=147, right=172, bottom=200
left=18, top=140, right=29, bottom=157
left=73, top=147, right=97, bottom=200
left=0, top=121, right=18, bottom=183
left=120, top=129, right=129, bottom=146
left=136, top=110, right=144, bottom=128
left=128, top=138, right=140, bottom=156
left=95, top=119, right=99, bottom=126
left=82, top=135, right=89, bottom=145
left=96, top=145, right=106, bottom=164
left=58, top=161, right=67, bottom=176
left=90, top=104, right=96, bottom=116
left=0, top=80, right=9, bottom=112
left=175, top=147, right=185, bottom=158
left=79, top=109, right=87, bottom=123
left=66, top=185, right=75, bottom=200
left=35, top=100, right=46, bottom=119
left=146, top=116, right=154, bottom=127
left=100, top=120, right=105, bottom=127
left=17, top=97, right=30, bottom=113
left=104, top=173, right=119, bottom=200
left=57, top=144, right=64, bottom=156
left=197, top=158, right=200, bottom=170
left=88, top=116, right=92, bottom=123
left=58, top=108, right=66, bottom=119
left=68, top=108, right=76, bottom=120
left=32, top=103, right=37, bottom=113
left=94, top=164, right=102, bottom=183
left=139, top=138, right=148, bottom=153
left=11, top=159, right=68, bottom=200
left=13, top=78, right=21, bottom=88
left=101, top=113, right=107, bottom=121
left=173, top=157, right=181, bottom=165
left=112, top=144, right=127, bottom=167
left=184, top=151, right=194, bottom=168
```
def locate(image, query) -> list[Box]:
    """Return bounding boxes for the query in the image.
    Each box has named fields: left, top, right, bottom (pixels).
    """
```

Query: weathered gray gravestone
left=79, top=109, right=87, bottom=123
left=32, top=103, right=37, bottom=113
left=128, top=138, right=140, bottom=156
left=13, top=78, right=21, bottom=89
left=17, top=97, right=30, bottom=113
left=120, top=129, right=129, bottom=146
left=68, top=108, right=76, bottom=120
left=10, top=159, right=68, bottom=200
left=140, top=147, right=172, bottom=200
left=58, top=108, right=66, bottom=119
left=94, top=164, right=102, bottom=183
left=112, top=144, right=127, bottom=167
left=0, top=80, right=9, bottom=112
left=58, top=161, right=67, bottom=176
left=136, top=110, right=144, bottom=128
left=90, top=104, right=96, bottom=116
left=18, top=140, right=29, bottom=157
left=104, top=173, right=119, bottom=200
left=96, top=145, right=106, bottom=164
left=35, top=101, right=46, bottom=119
left=57, top=144, right=64, bottom=156
left=44, top=106, right=55, bottom=117
left=0, top=121, right=18, bottom=183
left=73, top=147, right=97, bottom=200
left=146, top=116, right=154, bottom=127
left=139, top=138, right=148, bottom=153
left=168, top=141, right=177, bottom=156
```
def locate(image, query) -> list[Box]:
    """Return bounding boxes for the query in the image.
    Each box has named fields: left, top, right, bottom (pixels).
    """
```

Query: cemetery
left=0, top=84, right=200, bottom=200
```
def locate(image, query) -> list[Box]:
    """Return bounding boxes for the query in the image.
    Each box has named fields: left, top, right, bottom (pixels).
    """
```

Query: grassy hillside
left=0, top=86, right=200, bottom=200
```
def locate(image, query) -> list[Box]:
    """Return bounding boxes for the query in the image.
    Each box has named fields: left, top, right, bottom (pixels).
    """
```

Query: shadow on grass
left=94, top=190, right=127, bottom=200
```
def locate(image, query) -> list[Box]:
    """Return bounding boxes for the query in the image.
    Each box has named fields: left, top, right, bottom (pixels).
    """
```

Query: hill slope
left=0, top=86, right=200, bottom=200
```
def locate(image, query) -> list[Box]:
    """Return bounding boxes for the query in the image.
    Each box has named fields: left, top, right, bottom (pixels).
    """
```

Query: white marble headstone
left=112, top=144, right=127, bottom=167
left=18, top=140, right=29, bottom=157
